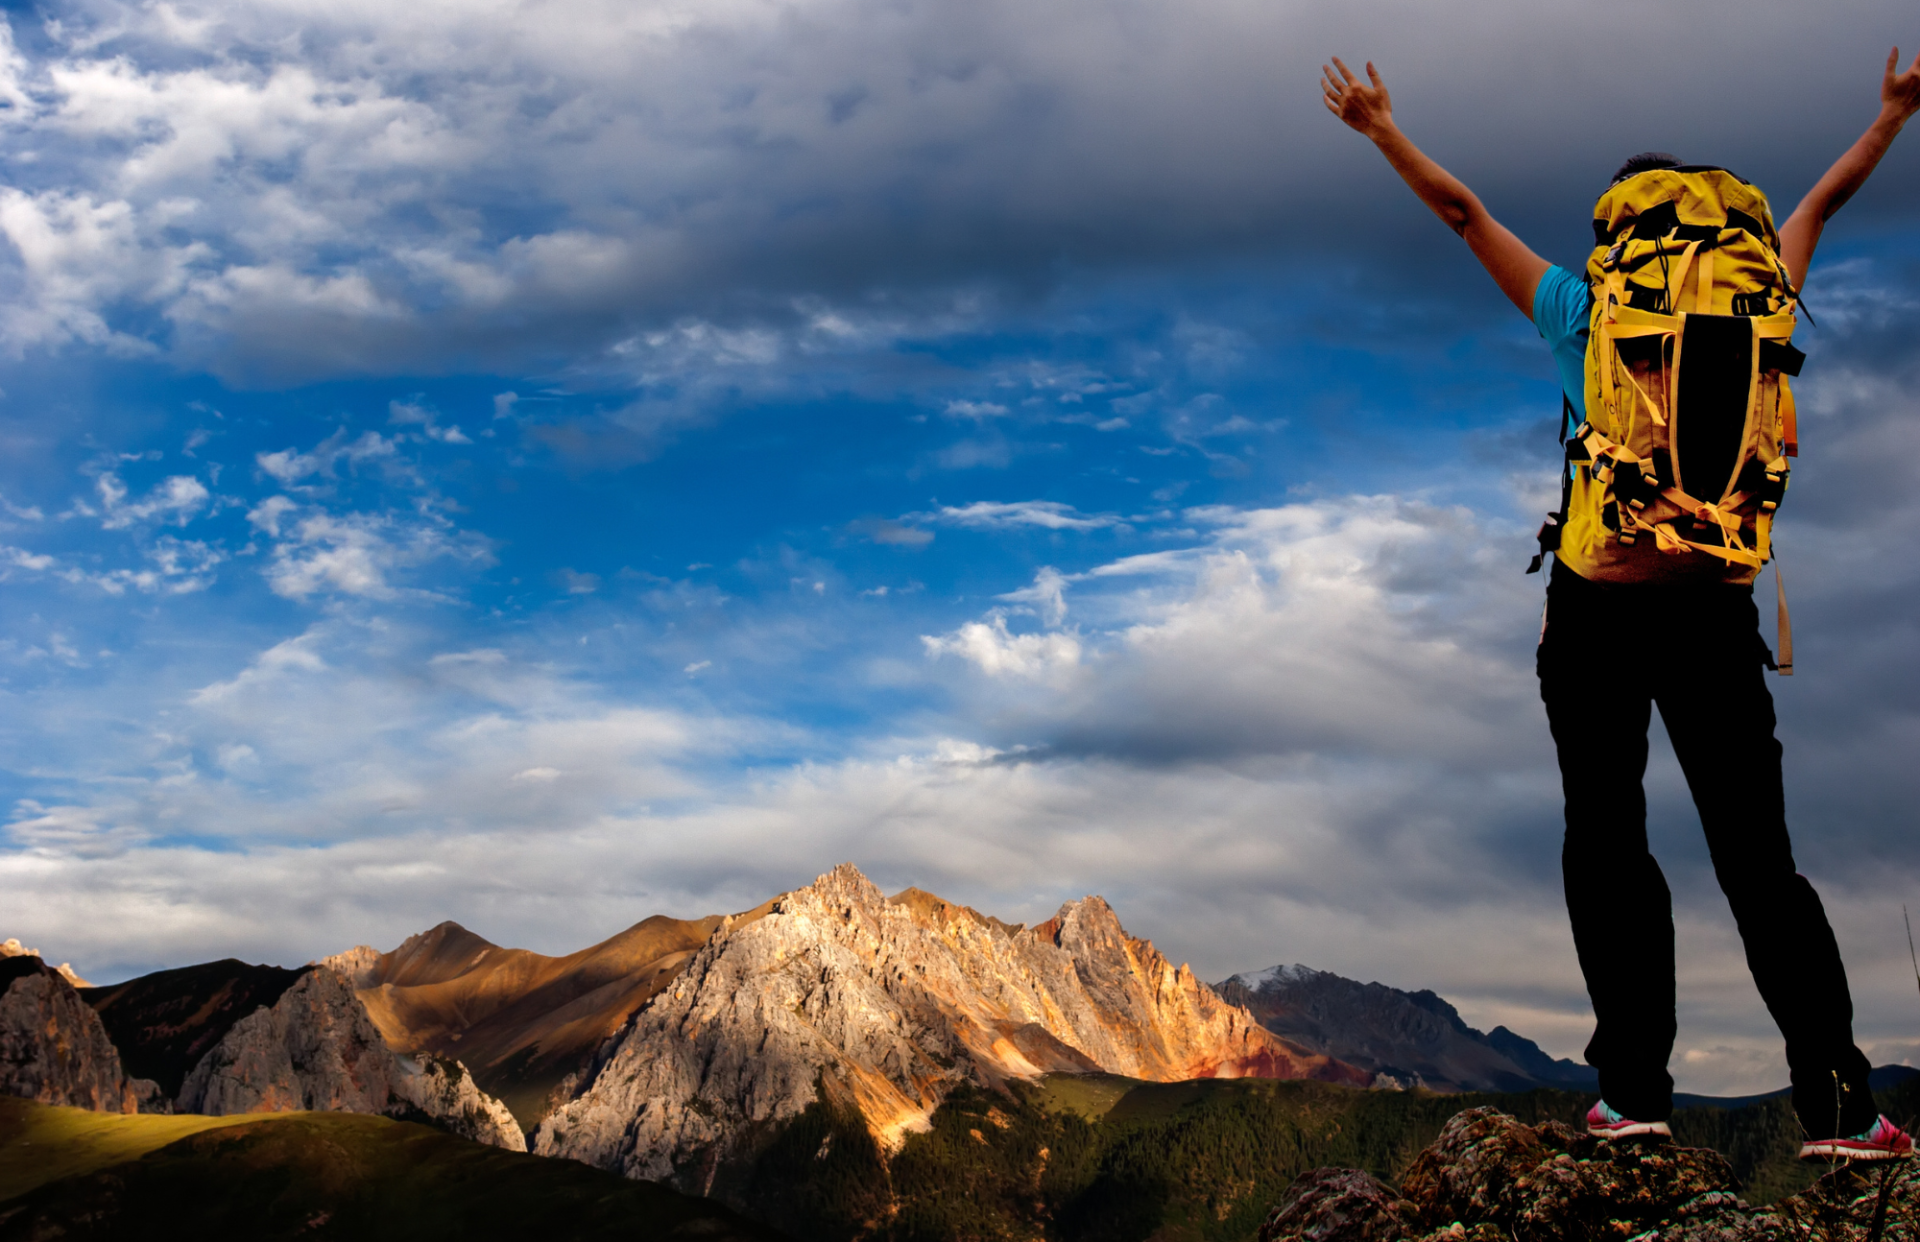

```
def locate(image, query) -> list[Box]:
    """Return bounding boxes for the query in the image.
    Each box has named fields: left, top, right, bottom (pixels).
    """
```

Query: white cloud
left=6, top=800, right=149, bottom=858
left=191, top=629, right=329, bottom=705
left=556, top=568, right=599, bottom=595
left=998, top=565, right=1070, bottom=626
left=140, top=535, right=223, bottom=591
left=256, top=429, right=397, bottom=486
left=944, top=400, right=1009, bottom=420
left=917, top=497, right=1539, bottom=765
left=0, top=187, right=187, bottom=354
left=261, top=510, right=489, bottom=600
left=1, top=545, right=57, bottom=574
left=247, top=495, right=297, bottom=535
left=923, top=615, right=1082, bottom=683
left=94, top=472, right=210, bottom=529
left=0, top=492, right=45, bottom=521
left=0, top=532, right=220, bottom=595
left=913, top=500, right=1120, bottom=531
left=388, top=399, right=470, bottom=444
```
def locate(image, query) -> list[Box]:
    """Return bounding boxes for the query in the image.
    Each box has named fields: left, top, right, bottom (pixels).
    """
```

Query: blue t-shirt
left=1533, top=264, right=1591, bottom=421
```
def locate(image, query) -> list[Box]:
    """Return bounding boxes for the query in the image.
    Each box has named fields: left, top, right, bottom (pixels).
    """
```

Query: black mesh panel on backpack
left=1673, top=314, right=1753, bottom=503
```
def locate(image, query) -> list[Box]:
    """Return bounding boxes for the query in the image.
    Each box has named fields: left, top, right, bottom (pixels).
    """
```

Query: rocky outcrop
left=1260, top=1106, right=1920, bottom=1241
left=1218, top=963, right=1596, bottom=1093
left=1259, top=1168, right=1415, bottom=1242
left=0, top=955, right=155, bottom=1113
left=80, top=959, right=308, bottom=1099
left=176, top=966, right=525, bottom=1151
left=315, top=944, right=381, bottom=988
left=2, top=938, right=89, bottom=988
left=534, top=864, right=1366, bottom=1190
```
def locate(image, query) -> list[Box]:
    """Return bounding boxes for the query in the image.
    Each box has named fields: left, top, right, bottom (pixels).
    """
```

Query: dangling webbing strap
left=1527, top=395, right=1580, bottom=575
left=1775, top=557, right=1793, bottom=676
left=1571, top=422, right=1765, bottom=569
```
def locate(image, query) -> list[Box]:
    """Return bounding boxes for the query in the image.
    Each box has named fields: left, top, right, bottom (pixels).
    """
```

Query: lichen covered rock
left=1399, top=1107, right=1741, bottom=1238
left=1256, top=1167, right=1415, bottom=1242
left=1260, top=1106, right=1920, bottom=1242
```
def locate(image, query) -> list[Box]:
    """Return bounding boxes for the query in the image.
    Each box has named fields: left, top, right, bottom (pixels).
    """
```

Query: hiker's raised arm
left=1778, top=46, right=1920, bottom=289
left=1322, top=57, right=1549, bottom=320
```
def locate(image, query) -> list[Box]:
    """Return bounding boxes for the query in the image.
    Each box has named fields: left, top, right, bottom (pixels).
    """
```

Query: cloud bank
left=0, top=0, right=1914, bottom=381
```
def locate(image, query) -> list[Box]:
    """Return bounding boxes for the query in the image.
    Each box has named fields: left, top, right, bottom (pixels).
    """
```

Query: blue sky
left=4, top=0, right=1920, bottom=1095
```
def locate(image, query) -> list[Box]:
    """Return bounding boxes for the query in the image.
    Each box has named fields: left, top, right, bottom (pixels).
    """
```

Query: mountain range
left=1215, top=964, right=1596, bottom=1094
left=4, top=863, right=1628, bottom=1233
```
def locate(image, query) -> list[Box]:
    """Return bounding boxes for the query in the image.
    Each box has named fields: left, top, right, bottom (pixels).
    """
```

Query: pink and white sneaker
left=1585, top=1099, right=1671, bottom=1140
left=1799, top=1115, right=1915, bottom=1161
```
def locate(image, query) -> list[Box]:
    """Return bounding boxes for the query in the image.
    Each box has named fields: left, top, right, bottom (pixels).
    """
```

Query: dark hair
left=1611, top=152, right=1682, bottom=185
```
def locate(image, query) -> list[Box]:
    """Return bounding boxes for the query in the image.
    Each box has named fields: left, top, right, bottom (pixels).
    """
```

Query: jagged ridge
left=534, top=863, right=1367, bottom=1193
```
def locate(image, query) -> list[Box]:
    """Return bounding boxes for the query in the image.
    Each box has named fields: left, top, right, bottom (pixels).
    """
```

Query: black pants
left=1537, top=560, right=1873, bottom=1137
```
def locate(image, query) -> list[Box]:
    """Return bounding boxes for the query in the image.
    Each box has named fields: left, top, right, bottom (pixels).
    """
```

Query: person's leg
left=1654, top=589, right=1875, bottom=1139
left=1539, top=568, right=1677, bottom=1121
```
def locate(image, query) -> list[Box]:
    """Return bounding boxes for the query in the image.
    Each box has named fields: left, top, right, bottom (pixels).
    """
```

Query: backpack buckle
left=1527, top=513, right=1563, bottom=575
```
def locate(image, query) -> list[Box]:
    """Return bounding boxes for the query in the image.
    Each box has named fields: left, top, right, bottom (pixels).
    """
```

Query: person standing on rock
left=1321, top=49, right=1920, bottom=1158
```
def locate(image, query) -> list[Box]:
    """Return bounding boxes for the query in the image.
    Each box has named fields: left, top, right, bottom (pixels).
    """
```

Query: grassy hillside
left=734, top=1072, right=1920, bottom=1242
left=0, top=1097, right=273, bottom=1200
left=0, top=1100, right=783, bottom=1242
left=9, top=1074, right=1915, bottom=1241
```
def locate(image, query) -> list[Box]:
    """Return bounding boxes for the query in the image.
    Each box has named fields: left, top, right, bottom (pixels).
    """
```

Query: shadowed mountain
left=1216, top=964, right=1597, bottom=1093
left=80, top=960, right=308, bottom=1098
left=331, top=910, right=753, bottom=1127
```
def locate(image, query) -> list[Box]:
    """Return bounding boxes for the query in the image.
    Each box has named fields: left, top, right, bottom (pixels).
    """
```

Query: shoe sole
left=1588, top=1121, right=1671, bottom=1139
left=1798, top=1143, right=1913, bottom=1161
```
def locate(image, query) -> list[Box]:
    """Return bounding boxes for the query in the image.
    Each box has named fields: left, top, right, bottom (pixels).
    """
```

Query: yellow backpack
left=1535, top=166, right=1806, bottom=669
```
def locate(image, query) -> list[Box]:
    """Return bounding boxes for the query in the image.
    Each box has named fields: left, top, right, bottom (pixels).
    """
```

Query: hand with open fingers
left=1322, top=57, right=1392, bottom=139
left=1883, top=46, right=1920, bottom=124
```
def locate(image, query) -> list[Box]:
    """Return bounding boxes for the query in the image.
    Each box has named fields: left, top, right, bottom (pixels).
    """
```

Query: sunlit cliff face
left=533, top=864, right=1367, bottom=1182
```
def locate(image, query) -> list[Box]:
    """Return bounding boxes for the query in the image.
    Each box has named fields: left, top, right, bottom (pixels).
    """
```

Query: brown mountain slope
left=341, top=912, right=751, bottom=1127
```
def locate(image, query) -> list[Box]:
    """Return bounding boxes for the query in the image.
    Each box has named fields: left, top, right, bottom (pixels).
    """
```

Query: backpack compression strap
left=1571, top=421, right=1767, bottom=569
